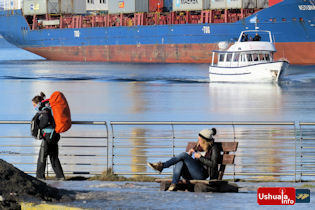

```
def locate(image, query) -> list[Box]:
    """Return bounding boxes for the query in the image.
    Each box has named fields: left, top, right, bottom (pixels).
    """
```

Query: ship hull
left=0, top=0, right=314, bottom=65
left=24, top=42, right=315, bottom=64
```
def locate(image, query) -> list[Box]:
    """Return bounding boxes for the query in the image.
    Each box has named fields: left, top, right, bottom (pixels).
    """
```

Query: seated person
left=241, top=33, right=248, bottom=42
left=253, top=33, right=261, bottom=41
left=148, top=128, right=221, bottom=191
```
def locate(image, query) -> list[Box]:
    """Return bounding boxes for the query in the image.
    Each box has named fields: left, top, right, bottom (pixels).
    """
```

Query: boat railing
left=1, top=120, right=315, bottom=181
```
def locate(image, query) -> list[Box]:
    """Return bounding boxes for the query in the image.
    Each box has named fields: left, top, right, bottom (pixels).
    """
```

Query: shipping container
left=149, top=0, right=163, bottom=12
left=269, top=0, right=282, bottom=7
left=163, top=0, right=172, bottom=11
left=61, top=0, right=86, bottom=14
left=23, top=0, right=86, bottom=15
left=108, top=0, right=148, bottom=14
left=210, top=0, right=256, bottom=9
left=86, top=0, right=109, bottom=11
left=2, top=0, right=23, bottom=10
left=23, top=0, right=55, bottom=15
left=173, top=0, right=210, bottom=11
left=257, top=0, right=268, bottom=8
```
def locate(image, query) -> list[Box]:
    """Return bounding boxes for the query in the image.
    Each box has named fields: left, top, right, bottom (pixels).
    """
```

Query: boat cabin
left=211, top=30, right=276, bottom=67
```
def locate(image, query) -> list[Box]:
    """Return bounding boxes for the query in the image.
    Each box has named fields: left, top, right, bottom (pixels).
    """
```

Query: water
left=0, top=52, right=315, bottom=121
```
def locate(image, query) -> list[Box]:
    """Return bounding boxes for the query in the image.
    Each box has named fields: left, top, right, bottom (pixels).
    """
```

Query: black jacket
left=37, top=101, right=55, bottom=132
left=198, top=143, right=222, bottom=179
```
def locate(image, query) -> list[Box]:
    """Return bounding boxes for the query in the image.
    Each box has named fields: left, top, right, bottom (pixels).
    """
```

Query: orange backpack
left=49, top=91, right=72, bottom=133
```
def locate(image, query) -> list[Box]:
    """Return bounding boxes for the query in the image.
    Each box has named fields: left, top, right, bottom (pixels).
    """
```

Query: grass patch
left=88, top=168, right=157, bottom=182
left=299, top=184, right=315, bottom=188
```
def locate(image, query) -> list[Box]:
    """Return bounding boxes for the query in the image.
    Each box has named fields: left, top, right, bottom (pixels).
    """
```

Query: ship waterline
left=25, top=42, right=315, bottom=65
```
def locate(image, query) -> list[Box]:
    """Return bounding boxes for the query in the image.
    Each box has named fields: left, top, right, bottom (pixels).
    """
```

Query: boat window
left=219, top=54, right=225, bottom=62
left=253, top=53, right=259, bottom=61
left=226, top=53, right=233, bottom=62
left=247, top=54, right=253, bottom=62
left=259, top=54, right=265, bottom=61
left=265, top=54, right=270, bottom=61
left=233, top=53, right=240, bottom=62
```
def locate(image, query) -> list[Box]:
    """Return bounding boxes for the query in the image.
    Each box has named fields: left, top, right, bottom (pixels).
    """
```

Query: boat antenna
left=255, top=15, right=259, bottom=30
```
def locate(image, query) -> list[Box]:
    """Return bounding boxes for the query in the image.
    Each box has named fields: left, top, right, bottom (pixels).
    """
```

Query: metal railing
left=1, top=120, right=315, bottom=181
left=110, top=121, right=302, bottom=181
left=0, top=120, right=109, bottom=176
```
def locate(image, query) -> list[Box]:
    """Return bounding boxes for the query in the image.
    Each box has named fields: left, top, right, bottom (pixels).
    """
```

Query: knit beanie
left=199, top=128, right=216, bottom=142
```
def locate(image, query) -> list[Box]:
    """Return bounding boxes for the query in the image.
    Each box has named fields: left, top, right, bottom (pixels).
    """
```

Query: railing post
left=105, top=121, right=109, bottom=172
left=294, top=122, right=297, bottom=182
left=110, top=122, right=115, bottom=175
left=299, top=123, right=303, bottom=182
left=171, top=123, right=175, bottom=157
left=232, top=122, right=236, bottom=181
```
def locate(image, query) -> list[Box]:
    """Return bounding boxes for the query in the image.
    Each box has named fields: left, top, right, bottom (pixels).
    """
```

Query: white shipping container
left=2, top=0, right=23, bottom=10
left=210, top=0, right=225, bottom=9
left=61, top=0, right=86, bottom=14
left=256, top=0, right=268, bottom=8
left=23, top=0, right=51, bottom=15
left=211, top=0, right=257, bottom=9
left=86, top=0, right=108, bottom=11
left=23, top=0, right=86, bottom=15
left=173, top=0, right=210, bottom=11
left=108, top=0, right=148, bottom=14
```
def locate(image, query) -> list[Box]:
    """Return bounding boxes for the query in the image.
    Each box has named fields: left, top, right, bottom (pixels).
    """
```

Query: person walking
left=148, top=128, right=221, bottom=191
left=32, top=92, right=65, bottom=180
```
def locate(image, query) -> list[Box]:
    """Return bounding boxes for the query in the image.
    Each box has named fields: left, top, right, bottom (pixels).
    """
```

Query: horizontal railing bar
left=111, top=121, right=295, bottom=126
left=10, top=163, right=106, bottom=166
left=112, top=137, right=296, bottom=141
left=0, top=120, right=107, bottom=125
left=113, top=172, right=296, bottom=176
left=0, top=145, right=107, bottom=148
left=300, top=122, right=315, bottom=126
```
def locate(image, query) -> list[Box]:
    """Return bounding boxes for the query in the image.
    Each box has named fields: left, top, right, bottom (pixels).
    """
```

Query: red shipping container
left=269, top=0, right=283, bottom=7
left=149, top=0, right=164, bottom=12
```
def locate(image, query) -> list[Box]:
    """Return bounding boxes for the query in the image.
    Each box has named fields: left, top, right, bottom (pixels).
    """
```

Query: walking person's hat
left=199, top=128, right=216, bottom=142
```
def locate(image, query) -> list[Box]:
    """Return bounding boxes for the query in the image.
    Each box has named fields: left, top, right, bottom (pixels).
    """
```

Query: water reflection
left=130, top=128, right=147, bottom=176
left=208, top=83, right=283, bottom=120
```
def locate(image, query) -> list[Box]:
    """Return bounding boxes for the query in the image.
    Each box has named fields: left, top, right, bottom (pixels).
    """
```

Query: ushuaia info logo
left=257, top=187, right=296, bottom=205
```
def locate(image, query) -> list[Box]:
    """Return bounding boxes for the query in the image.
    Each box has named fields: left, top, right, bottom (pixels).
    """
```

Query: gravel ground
left=46, top=180, right=315, bottom=210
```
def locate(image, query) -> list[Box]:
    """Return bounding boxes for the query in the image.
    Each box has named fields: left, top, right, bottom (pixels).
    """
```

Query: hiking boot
left=147, top=162, right=163, bottom=173
left=167, top=183, right=177, bottom=191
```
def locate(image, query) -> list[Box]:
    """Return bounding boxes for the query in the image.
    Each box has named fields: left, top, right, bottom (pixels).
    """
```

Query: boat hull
left=209, top=61, right=289, bottom=83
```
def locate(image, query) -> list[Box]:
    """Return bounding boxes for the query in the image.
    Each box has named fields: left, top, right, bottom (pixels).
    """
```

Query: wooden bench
left=155, top=141, right=238, bottom=192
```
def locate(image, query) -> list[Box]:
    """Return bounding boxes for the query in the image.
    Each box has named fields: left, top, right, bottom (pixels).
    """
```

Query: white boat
left=209, top=30, right=289, bottom=83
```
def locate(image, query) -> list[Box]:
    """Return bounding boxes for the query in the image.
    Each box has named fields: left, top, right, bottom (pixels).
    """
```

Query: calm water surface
left=0, top=49, right=315, bottom=122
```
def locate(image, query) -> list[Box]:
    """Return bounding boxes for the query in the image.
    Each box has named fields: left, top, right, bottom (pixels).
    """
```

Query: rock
left=0, top=158, right=75, bottom=208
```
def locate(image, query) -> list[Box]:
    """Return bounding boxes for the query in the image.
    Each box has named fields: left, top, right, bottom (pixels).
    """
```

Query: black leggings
left=36, top=132, right=65, bottom=179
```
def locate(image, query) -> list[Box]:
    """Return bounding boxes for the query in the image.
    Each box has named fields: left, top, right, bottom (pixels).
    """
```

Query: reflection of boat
left=208, top=83, right=282, bottom=120
left=209, top=30, right=289, bottom=83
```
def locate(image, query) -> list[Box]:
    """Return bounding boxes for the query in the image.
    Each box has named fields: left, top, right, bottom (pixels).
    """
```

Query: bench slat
left=222, top=154, right=235, bottom=165
left=221, top=142, right=238, bottom=152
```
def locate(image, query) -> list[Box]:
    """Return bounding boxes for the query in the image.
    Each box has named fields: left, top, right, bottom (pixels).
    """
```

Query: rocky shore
left=0, top=159, right=75, bottom=209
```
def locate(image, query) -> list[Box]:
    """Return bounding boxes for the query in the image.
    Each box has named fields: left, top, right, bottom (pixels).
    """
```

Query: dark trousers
left=163, top=152, right=208, bottom=184
left=36, top=132, right=65, bottom=179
